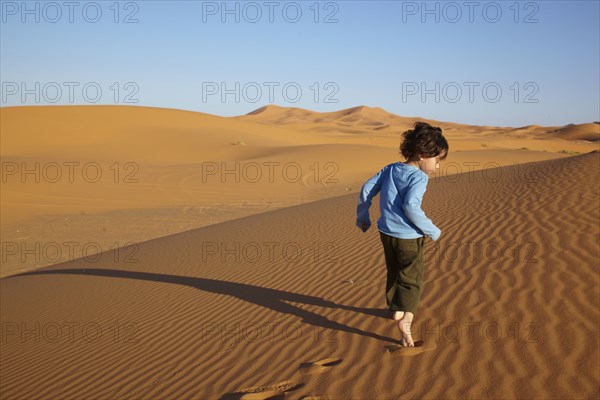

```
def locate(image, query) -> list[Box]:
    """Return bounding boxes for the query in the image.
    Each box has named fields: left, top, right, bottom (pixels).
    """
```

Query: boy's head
left=400, top=122, right=449, bottom=175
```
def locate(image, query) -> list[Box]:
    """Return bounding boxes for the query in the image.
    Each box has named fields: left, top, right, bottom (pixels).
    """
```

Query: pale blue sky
left=1, top=0, right=599, bottom=126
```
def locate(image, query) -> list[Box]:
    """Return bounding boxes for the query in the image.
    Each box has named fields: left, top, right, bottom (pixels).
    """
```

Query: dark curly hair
left=400, top=122, right=449, bottom=161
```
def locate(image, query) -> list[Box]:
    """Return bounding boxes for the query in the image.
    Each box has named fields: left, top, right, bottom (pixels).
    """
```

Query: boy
left=356, top=122, right=448, bottom=347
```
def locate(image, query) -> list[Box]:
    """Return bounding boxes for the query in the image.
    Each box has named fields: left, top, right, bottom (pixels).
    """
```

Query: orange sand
left=0, top=105, right=599, bottom=399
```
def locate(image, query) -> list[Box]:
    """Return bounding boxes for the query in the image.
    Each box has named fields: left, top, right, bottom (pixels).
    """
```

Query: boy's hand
left=357, top=221, right=371, bottom=232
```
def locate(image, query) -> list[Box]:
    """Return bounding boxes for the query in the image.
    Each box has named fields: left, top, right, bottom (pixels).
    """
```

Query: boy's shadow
left=10, top=268, right=399, bottom=344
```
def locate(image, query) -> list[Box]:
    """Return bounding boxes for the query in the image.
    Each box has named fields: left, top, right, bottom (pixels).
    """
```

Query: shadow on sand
left=9, top=268, right=400, bottom=344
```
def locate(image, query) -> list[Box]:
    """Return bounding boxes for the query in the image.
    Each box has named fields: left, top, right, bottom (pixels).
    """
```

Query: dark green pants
left=379, top=231, right=425, bottom=314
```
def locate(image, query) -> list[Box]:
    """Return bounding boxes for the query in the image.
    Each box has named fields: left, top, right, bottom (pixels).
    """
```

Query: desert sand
left=0, top=105, right=599, bottom=399
left=1, top=105, right=598, bottom=277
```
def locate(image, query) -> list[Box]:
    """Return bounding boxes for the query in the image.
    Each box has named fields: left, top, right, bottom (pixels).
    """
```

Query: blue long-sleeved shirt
left=356, top=162, right=441, bottom=241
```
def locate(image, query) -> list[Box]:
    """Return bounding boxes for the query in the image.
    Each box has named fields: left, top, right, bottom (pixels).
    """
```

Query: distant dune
left=547, top=122, right=600, bottom=142
left=236, top=104, right=493, bottom=135
left=238, top=104, right=417, bottom=129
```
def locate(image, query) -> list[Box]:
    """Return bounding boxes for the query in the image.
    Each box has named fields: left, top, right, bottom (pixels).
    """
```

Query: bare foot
left=396, top=312, right=415, bottom=347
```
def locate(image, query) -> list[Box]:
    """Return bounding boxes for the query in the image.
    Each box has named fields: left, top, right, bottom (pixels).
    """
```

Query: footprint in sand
left=383, top=340, right=436, bottom=356
left=299, top=357, right=343, bottom=375
left=239, top=391, right=284, bottom=400
left=221, top=380, right=303, bottom=400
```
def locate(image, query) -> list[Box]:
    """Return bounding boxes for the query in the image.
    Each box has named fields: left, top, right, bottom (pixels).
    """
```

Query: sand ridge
left=1, top=151, right=598, bottom=399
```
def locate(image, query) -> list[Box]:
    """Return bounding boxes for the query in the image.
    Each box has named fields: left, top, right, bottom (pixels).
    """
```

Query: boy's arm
left=356, top=166, right=388, bottom=230
left=403, top=173, right=441, bottom=241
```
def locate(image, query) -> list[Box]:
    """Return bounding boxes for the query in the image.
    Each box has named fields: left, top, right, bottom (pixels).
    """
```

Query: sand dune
left=547, top=122, right=600, bottom=142
left=236, top=105, right=485, bottom=135
left=2, top=105, right=598, bottom=278
left=239, top=105, right=600, bottom=146
left=1, top=151, right=598, bottom=399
